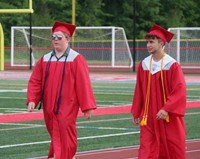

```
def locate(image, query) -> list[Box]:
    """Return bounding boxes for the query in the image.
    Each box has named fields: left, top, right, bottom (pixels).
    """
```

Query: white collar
left=143, top=54, right=176, bottom=74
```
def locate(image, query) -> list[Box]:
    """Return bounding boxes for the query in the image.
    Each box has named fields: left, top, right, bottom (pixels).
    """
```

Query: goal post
left=11, top=26, right=133, bottom=68
left=165, top=27, right=200, bottom=69
left=0, top=23, right=4, bottom=71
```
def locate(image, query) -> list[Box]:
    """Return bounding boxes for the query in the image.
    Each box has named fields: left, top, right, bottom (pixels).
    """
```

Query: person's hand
left=84, top=109, right=94, bottom=120
left=156, top=109, right=168, bottom=120
left=132, top=116, right=140, bottom=125
left=28, top=102, right=35, bottom=112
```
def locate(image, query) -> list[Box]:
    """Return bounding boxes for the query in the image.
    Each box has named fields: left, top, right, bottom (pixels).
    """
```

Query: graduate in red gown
left=27, top=21, right=96, bottom=159
left=131, top=24, right=186, bottom=159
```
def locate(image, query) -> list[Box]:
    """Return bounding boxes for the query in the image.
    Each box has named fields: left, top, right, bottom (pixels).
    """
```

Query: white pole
left=177, top=29, right=180, bottom=63
left=11, top=27, right=14, bottom=66
left=111, top=27, right=115, bottom=67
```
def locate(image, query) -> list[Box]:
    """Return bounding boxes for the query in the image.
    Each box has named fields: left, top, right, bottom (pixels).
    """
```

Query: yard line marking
left=0, top=108, right=27, bottom=110
left=0, top=141, right=50, bottom=149
left=77, top=126, right=138, bottom=131
left=0, top=126, right=43, bottom=131
left=0, top=97, right=26, bottom=99
left=0, top=122, right=44, bottom=126
left=186, top=112, right=200, bottom=115
left=0, top=132, right=139, bottom=149
left=0, top=89, right=27, bottom=92
left=5, top=110, right=27, bottom=113
left=78, top=132, right=139, bottom=140
left=0, top=123, right=45, bottom=131
left=77, top=117, right=132, bottom=124
left=0, top=122, right=45, bottom=131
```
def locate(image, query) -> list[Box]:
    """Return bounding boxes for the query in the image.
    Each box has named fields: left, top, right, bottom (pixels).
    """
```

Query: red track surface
left=0, top=102, right=199, bottom=123
left=31, top=139, right=200, bottom=159
left=75, top=139, right=200, bottom=159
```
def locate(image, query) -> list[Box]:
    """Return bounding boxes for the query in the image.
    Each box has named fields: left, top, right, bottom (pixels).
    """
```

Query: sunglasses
left=51, top=34, right=64, bottom=40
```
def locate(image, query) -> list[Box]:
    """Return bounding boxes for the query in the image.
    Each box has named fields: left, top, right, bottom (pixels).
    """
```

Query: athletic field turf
left=0, top=71, right=200, bottom=159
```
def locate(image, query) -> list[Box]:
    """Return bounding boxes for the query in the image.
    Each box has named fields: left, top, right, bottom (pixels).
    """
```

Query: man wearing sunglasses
left=27, top=21, right=96, bottom=159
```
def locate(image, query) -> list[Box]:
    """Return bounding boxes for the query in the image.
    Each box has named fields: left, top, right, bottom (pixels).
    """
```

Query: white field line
left=77, top=117, right=132, bottom=124
left=0, top=97, right=26, bottom=99
left=0, top=132, right=139, bottom=149
left=0, top=108, right=27, bottom=110
left=0, top=89, right=27, bottom=92
left=0, top=123, right=45, bottom=131
left=0, top=123, right=44, bottom=126
left=77, top=126, right=137, bottom=131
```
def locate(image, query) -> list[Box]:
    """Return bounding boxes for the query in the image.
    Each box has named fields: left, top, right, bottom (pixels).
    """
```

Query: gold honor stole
left=140, top=53, right=175, bottom=126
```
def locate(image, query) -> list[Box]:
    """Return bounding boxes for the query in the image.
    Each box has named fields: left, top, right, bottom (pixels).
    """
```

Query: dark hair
left=145, top=34, right=159, bottom=39
left=145, top=34, right=163, bottom=43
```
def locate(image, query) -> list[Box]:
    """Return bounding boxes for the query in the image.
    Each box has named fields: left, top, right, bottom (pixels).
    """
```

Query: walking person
left=131, top=24, right=186, bottom=159
left=27, top=21, right=96, bottom=159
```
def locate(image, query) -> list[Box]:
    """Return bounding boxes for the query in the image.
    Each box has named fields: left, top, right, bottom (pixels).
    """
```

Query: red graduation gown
left=27, top=49, right=96, bottom=159
left=131, top=54, right=186, bottom=159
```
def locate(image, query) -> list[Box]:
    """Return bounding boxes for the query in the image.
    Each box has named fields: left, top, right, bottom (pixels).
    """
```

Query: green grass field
left=0, top=75, right=200, bottom=159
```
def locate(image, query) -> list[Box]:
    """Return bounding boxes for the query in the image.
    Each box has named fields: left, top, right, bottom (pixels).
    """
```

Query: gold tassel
left=165, top=115, right=169, bottom=122
left=140, top=115, right=147, bottom=126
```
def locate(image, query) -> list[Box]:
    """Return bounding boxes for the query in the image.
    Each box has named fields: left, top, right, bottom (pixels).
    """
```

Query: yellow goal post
left=0, top=0, right=34, bottom=71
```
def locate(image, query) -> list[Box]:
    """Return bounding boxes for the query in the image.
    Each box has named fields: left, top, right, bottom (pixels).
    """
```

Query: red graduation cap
left=148, top=24, right=174, bottom=44
left=52, top=21, right=76, bottom=37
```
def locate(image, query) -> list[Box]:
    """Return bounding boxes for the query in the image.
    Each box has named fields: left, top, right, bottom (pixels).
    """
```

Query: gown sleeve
left=131, top=62, right=144, bottom=118
left=163, top=63, right=186, bottom=116
left=27, top=57, right=44, bottom=107
left=74, top=54, right=96, bottom=112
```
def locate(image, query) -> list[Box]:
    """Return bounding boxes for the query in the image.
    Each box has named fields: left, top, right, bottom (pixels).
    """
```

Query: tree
left=0, top=0, right=200, bottom=46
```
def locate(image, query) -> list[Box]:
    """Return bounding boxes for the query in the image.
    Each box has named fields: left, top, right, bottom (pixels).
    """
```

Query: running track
left=30, top=139, right=200, bottom=159
left=75, top=139, right=200, bottom=159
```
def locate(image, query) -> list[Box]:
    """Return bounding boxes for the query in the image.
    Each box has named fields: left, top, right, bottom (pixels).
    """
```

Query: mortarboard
left=52, top=21, right=76, bottom=37
left=148, top=24, right=174, bottom=44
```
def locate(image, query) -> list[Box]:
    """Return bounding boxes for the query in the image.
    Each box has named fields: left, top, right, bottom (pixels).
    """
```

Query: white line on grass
left=77, top=126, right=138, bottom=131
left=77, top=117, right=132, bottom=124
left=0, top=141, right=50, bottom=149
left=0, top=108, right=27, bottom=110
left=0, top=122, right=44, bottom=126
left=0, top=132, right=139, bottom=149
left=0, top=97, right=26, bottom=99
left=78, top=131, right=139, bottom=140
left=0, top=89, right=27, bottom=92
left=95, top=91, right=133, bottom=95
left=0, top=123, right=45, bottom=131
